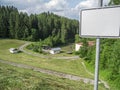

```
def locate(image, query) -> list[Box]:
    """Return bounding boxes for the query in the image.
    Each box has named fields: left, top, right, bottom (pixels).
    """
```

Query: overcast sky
left=0, top=0, right=110, bottom=19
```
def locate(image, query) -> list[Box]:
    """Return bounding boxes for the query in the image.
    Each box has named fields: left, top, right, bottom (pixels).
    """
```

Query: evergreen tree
left=109, top=0, right=120, bottom=5
left=109, top=40, right=120, bottom=80
left=61, top=20, right=67, bottom=44
left=9, top=12, right=16, bottom=38
left=0, top=5, right=78, bottom=43
left=31, top=28, right=39, bottom=41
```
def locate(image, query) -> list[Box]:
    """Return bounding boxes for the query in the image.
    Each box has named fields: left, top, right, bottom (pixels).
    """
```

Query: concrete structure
left=49, top=48, right=61, bottom=54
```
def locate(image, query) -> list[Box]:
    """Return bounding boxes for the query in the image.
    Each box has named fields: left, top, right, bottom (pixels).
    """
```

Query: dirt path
left=0, top=59, right=94, bottom=85
left=18, top=42, right=109, bottom=89
left=19, top=42, right=79, bottom=60
left=81, top=62, right=110, bottom=89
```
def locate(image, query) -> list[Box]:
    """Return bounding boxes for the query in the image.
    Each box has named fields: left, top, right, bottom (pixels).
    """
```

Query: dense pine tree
left=0, top=5, right=78, bottom=43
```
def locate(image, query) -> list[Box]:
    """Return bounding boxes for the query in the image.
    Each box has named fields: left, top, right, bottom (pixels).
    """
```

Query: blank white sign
left=80, top=6, right=120, bottom=38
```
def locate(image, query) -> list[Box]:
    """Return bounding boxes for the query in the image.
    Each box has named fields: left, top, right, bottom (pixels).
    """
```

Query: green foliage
left=79, top=45, right=88, bottom=58
left=86, top=46, right=95, bottom=63
left=75, top=34, right=80, bottom=43
left=110, top=77, right=120, bottom=90
left=79, top=38, right=120, bottom=89
left=26, top=36, right=62, bottom=53
left=78, top=39, right=94, bottom=60
left=0, top=5, right=78, bottom=43
left=109, top=0, right=120, bottom=5
left=108, top=40, right=120, bottom=81
left=30, top=28, right=39, bottom=41
left=26, top=42, right=43, bottom=53
left=43, top=36, right=53, bottom=47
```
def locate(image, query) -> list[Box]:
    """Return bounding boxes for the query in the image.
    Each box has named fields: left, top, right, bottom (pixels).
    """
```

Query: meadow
left=0, top=39, right=107, bottom=90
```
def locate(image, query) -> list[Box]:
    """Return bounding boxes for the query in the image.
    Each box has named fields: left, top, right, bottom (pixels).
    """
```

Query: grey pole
left=98, top=0, right=103, bottom=7
left=94, top=0, right=103, bottom=90
left=94, top=38, right=100, bottom=90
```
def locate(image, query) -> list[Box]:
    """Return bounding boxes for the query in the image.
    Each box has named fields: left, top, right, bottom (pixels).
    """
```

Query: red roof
left=88, top=41, right=95, bottom=46
left=76, top=43, right=83, bottom=45
left=76, top=41, right=95, bottom=47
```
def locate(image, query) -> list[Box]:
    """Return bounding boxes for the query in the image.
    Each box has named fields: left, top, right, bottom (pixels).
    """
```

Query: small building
left=49, top=47, right=61, bottom=54
left=75, top=41, right=95, bottom=51
left=75, top=43, right=83, bottom=51
left=9, top=48, right=19, bottom=53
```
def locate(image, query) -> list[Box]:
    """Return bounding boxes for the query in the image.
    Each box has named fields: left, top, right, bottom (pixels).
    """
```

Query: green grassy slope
left=0, top=62, right=95, bottom=90
left=0, top=39, right=107, bottom=90
left=0, top=39, right=92, bottom=78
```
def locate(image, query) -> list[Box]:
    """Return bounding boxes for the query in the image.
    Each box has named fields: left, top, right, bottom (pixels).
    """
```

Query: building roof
left=88, top=41, right=95, bottom=46
left=51, top=47, right=61, bottom=51
left=76, top=43, right=83, bottom=45
left=76, top=41, right=95, bottom=47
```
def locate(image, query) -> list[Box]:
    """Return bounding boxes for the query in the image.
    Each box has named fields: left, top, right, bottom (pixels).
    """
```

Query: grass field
left=0, top=39, right=92, bottom=78
left=0, top=39, right=107, bottom=90
left=0, top=62, right=96, bottom=90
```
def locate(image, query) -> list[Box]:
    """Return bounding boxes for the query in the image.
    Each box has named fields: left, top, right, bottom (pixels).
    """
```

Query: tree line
left=77, top=38, right=120, bottom=89
left=0, top=5, right=78, bottom=44
left=77, top=0, right=120, bottom=89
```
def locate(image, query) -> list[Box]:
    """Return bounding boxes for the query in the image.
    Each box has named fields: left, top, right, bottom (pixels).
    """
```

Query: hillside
left=0, top=4, right=120, bottom=90
left=0, top=39, right=107, bottom=90
left=0, top=6, right=78, bottom=44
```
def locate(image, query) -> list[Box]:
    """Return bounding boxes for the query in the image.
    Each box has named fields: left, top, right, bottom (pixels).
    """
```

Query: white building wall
left=75, top=44, right=82, bottom=51
left=50, top=50, right=55, bottom=54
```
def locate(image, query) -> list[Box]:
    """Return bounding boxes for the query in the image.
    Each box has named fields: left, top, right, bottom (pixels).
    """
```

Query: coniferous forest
left=0, top=6, right=78, bottom=44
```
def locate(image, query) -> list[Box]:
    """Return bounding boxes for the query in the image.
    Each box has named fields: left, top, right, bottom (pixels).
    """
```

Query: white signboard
left=80, top=6, right=120, bottom=38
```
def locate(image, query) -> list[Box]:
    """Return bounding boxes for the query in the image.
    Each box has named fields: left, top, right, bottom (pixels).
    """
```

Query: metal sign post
left=94, top=38, right=100, bottom=90
left=94, top=1, right=102, bottom=90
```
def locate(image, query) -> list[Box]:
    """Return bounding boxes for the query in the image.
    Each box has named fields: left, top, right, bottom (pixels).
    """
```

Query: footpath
left=0, top=59, right=94, bottom=85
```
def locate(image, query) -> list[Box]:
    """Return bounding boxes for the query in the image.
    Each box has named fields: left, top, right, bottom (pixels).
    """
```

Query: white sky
left=0, top=0, right=110, bottom=19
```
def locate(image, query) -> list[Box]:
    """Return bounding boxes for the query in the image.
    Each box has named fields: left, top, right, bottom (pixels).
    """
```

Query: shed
left=49, top=48, right=61, bottom=54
